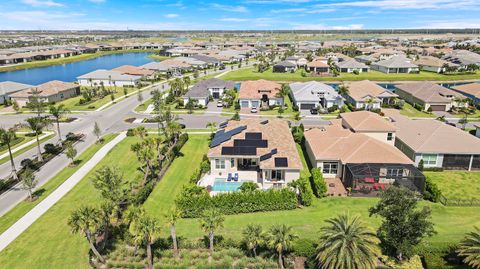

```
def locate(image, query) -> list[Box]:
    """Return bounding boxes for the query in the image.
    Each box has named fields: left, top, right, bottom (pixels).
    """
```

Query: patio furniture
left=234, top=173, right=239, bottom=182
left=227, top=173, right=232, bottom=182
left=364, top=177, right=375, bottom=183
left=373, top=183, right=379, bottom=190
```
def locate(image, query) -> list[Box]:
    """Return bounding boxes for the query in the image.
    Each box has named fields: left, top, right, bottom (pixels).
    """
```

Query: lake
left=0, top=52, right=155, bottom=85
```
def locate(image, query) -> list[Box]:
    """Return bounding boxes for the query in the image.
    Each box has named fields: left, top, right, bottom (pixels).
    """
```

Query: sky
left=1, top=0, right=480, bottom=30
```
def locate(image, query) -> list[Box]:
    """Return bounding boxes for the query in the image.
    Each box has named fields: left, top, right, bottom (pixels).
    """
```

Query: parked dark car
left=219, top=64, right=226, bottom=70
left=310, top=108, right=318, bottom=115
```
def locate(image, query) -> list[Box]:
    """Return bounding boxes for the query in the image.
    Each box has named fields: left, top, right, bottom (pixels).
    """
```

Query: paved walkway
left=0, top=132, right=126, bottom=252
left=0, top=132, right=54, bottom=160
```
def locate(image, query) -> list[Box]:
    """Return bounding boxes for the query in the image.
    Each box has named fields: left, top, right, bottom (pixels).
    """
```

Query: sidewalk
left=0, top=132, right=54, bottom=160
left=0, top=132, right=127, bottom=252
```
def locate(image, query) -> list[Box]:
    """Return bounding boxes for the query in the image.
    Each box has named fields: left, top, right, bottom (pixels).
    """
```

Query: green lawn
left=57, top=87, right=138, bottom=111
left=296, top=143, right=311, bottom=177
left=221, top=67, right=480, bottom=82
left=0, top=133, right=55, bottom=165
left=0, top=133, right=118, bottom=234
left=134, top=98, right=153, bottom=112
left=0, top=50, right=156, bottom=73
left=143, top=135, right=210, bottom=221
left=0, top=134, right=140, bottom=269
left=0, top=134, right=35, bottom=156
left=425, top=171, right=480, bottom=199
left=399, top=102, right=435, bottom=118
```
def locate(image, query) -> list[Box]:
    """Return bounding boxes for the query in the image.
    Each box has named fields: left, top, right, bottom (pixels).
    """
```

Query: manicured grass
left=0, top=133, right=118, bottom=234
left=56, top=87, right=138, bottom=111
left=221, top=67, right=480, bottom=82
left=0, top=133, right=55, bottom=165
left=0, top=135, right=140, bottom=269
left=143, top=135, right=210, bottom=221
left=425, top=171, right=480, bottom=199
left=0, top=50, right=156, bottom=73
left=399, top=102, right=435, bottom=118
left=0, top=134, right=35, bottom=156
left=296, top=143, right=311, bottom=177
left=134, top=98, right=153, bottom=112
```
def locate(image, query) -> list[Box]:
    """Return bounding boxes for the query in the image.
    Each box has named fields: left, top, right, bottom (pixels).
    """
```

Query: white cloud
left=271, top=8, right=336, bottom=14
left=420, top=19, right=480, bottom=29
left=211, top=3, right=248, bottom=13
left=165, top=13, right=179, bottom=18
left=21, top=0, right=64, bottom=7
left=3, top=11, right=83, bottom=23
left=315, top=0, right=480, bottom=10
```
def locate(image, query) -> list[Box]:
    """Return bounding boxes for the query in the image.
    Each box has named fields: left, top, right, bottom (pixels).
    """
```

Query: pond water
left=0, top=52, right=156, bottom=85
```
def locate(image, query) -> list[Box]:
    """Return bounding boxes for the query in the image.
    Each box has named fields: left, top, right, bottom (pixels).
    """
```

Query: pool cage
left=343, top=163, right=425, bottom=197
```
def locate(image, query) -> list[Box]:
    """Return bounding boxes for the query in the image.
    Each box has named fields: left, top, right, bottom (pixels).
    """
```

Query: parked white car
left=217, top=101, right=223, bottom=107
left=251, top=107, right=258, bottom=113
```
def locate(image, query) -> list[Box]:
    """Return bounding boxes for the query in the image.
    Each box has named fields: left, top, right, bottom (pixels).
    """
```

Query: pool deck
left=198, top=170, right=261, bottom=196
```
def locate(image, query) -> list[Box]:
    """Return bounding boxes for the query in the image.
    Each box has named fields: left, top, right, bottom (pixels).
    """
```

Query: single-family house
left=141, top=60, right=192, bottom=74
left=183, top=78, right=235, bottom=106
left=175, top=57, right=209, bottom=69
left=191, top=54, right=221, bottom=66
left=10, top=80, right=80, bottom=107
left=238, top=80, right=283, bottom=109
left=77, top=70, right=142, bottom=87
left=285, top=56, right=308, bottom=67
left=451, top=83, right=480, bottom=105
left=304, top=124, right=425, bottom=196
left=344, top=80, right=398, bottom=110
left=370, top=56, right=419, bottom=74
left=306, top=59, right=330, bottom=75
left=0, top=81, right=33, bottom=104
left=395, top=82, right=468, bottom=112
left=340, top=111, right=396, bottom=145
left=389, top=113, right=480, bottom=171
left=199, top=119, right=302, bottom=193
left=273, top=60, right=297, bottom=73
left=335, top=59, right=370, bottom=73
left=413, top=56, right=458, bottom=73
left=442, top=50, right=480, bottom=68
left=111, top=65, right=155, bottom=78
left=289, top=81, right=344, bottom=110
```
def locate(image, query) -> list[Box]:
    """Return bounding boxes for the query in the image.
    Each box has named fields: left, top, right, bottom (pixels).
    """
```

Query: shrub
left=239, top=182, right=258, bottom=192
left=126, top=128, right=135, bottom=136
left=298, top=176, right=313, bottom=206
left=418, top=159, right=424, bottom=171
left=293, top=238, right=317, bottom=257
left=310, top=168, right=327, bottom=198
left=65, top=132, right=77, bottom=141
left=176, top=188, right=297, bottom=218
left=21, top=158, right=34, bottom=169
left=327, top=104, right=338, bottom=113
left=423, top=177, right=442, bottom=203
left=189, top=169, right=201, bottom=184
left=44, top=143, right=60, bottom=155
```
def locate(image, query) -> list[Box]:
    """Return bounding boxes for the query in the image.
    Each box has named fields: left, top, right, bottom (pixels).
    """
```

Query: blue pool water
left=212, top=179, right=242, bottom=192
left=0, top=52, right=156, bottom=85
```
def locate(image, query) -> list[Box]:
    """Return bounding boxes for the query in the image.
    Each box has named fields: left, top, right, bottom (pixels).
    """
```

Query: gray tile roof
left=289, top=81, right=343, bottom=102
left=336, top=59, right=369, bottom=69
left=185, top=78, right=235, bottom=98
left=0, top=81, right=34, bottom=95
left=274, top=60, right=297, bottom=68
left=372, top=56, right=418, bottom=68
left=77, top=69, right=142, bottom=81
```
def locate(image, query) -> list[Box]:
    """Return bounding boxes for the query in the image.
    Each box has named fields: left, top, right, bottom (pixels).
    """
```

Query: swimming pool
left=212, top=178, right=242, bottom=192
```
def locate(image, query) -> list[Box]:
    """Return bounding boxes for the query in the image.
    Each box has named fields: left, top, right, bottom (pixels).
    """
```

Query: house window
left=386, top=168, right=403, bottom=177
left=422, top=154, right=437, bottom=166
left=271, top=170, right=283, bottom=181
left=387, top=133, right=393, bottom=141
left=323, top=162, right=338, bottom=174
left=230, top=158, right=235, bottom=168
left=215, top=159, right=225, bottom=169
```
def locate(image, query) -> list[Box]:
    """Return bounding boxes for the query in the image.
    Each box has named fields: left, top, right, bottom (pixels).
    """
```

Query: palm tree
left=199, top=208, right=225, bottom=263
left=315, top=214, right=380, bottom=269
left=206, top=122, right=217, bottom=136
left=131, top=141, right=155, bottom=184
left=266, top=224, right=298, bottom=269
left=165, top=208, right=181, bottom=259
left=0, top=127, right=18, bottom=179
left=129, top=214, right=162, bottom=269
left=457, top=227, right=480, bottom=269
left=242, top=224, right=263, bottom=257
left=25, top=117, right=48, bottom=162
left=49, top=104, right=70, bottom=142
left=337, top=83, right=349, bottom=97
left=278, top=84, right=290, bottom=109
left=68, top=205, right=105, bottom=263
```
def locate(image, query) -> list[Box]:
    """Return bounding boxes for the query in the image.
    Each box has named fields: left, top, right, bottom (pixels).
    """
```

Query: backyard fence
left=439, top=194, right=480, bottom=207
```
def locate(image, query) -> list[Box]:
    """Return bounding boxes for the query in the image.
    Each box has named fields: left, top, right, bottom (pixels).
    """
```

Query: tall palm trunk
left=253, top=247, right=257, bottom=257
left=208, top=231, right=214, bottom=263
left=278, top=251, right=284, bottom=269
left=35, top=133, right=43, bottom=162
left=147, top=243, right=153, bottom=269
left=85, top=230, right=105, bottom=263
left=7, top=142, right=17, bottom=180
left=56, top=119, right=62, bottom=142
left=171, top=225, right=179, bottom=259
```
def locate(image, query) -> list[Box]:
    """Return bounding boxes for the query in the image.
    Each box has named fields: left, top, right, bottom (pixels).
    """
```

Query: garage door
left=429, top=105, right=446, bottom=111
left=251, top=101, right=260, bottom=108
left=240, top=100, right=249, bottom=108
left=300, top=103, right=316, bottom=110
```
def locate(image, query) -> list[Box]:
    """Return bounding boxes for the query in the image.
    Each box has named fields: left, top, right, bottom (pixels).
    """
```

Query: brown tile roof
left=452, top=83, right=480, bottom=99
left=112, top=65, right=155, bottom=76
left=10, top=80, right=78, bottom=98
left=341, top=111, right=396, bottom=132
left=307, top=59, right=329, bottom=68
left=390, top=114, right=480, bottom=154
left=413, top=56, right=458, bottom=68
left=238, top=80, right=281, bottom=100
left=395, top=81, right=466, bottom=103
left=304, top=125, right=412, bottom=164
left=345, top=80, right=397, bottom=102
left=208, top=119, right=302, bottom=170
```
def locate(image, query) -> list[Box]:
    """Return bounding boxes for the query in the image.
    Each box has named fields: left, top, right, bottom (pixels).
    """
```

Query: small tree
left=369, top=186, right=435, bottom=261
left=165, top=208, right=181, bottom=259
left=266, top=224, right=298, bottom=269
left=92, top=166, right=125, bottom=212
left=49, top=104, right=70, bottom=142
left=242, top=224, right=263, bottom=257
left=277, top=106, right=285, bottom=118
left=12, top=100, right=20, bottom=113
left=185, top=98, right=195, bottom=114
left=231, top=111, right=240, bottom=121
left=25, top=116, right=48, bottom=162
left=199, top=208, right=225, bottom=263
left=137, top=90, right=144, bottom=104
left=123, top=87, right=128, bottom=98
left=93, top=122, right=101, bottom=142
left=22, top=168, right=37, bottom=201
left=129, top=214, right=161, bottom=269
left=0, top=127, right=18, bottom=179
left=65, top=143, right=77, bottom=166
left=110, top=93, right=115, bottom=103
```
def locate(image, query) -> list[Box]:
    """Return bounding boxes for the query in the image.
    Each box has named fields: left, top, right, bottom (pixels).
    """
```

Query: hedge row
left=176, top=187, right=297, bottom=218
